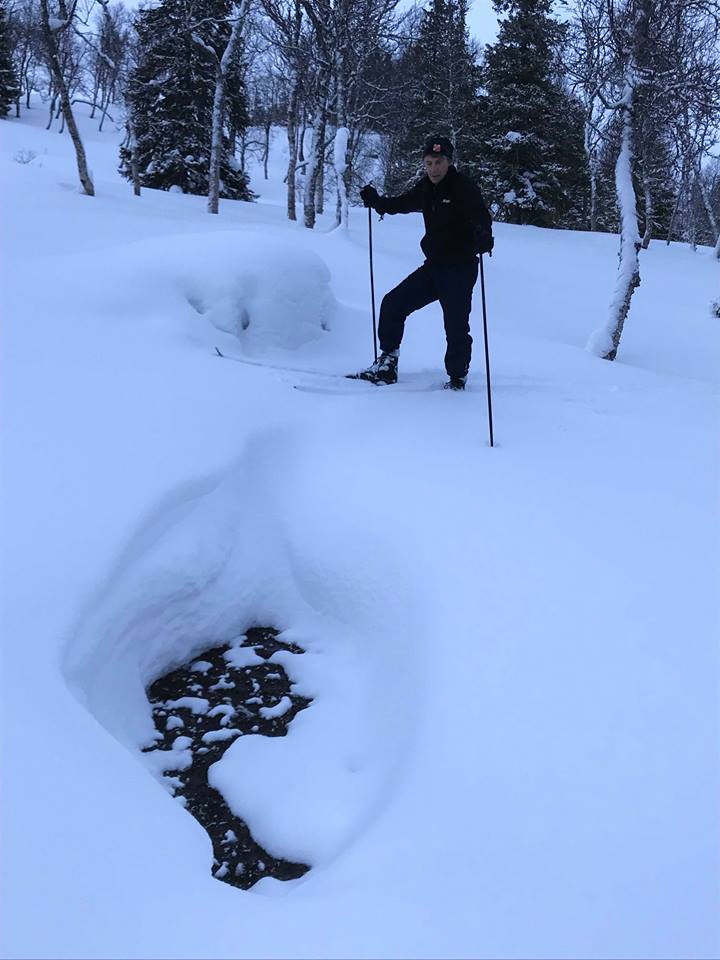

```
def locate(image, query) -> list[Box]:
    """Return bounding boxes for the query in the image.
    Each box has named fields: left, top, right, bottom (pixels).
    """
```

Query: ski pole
left=479, top=253, right=495, bottom=447
left=368, top=206, right=378, bottom=361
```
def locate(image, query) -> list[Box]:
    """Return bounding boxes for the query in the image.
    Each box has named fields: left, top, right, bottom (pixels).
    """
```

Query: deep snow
left=1, top=104, right=719, bottom=960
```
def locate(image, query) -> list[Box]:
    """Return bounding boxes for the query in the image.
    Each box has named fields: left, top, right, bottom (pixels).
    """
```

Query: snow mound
left=187, top=238, right=336, bottom=353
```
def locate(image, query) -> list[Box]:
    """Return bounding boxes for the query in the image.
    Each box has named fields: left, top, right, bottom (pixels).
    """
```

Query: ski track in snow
left=2, top=101, right=719, bottom=960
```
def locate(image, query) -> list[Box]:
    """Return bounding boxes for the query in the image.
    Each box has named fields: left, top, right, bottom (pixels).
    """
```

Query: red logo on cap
left=433, top=143, right=441, bottom=152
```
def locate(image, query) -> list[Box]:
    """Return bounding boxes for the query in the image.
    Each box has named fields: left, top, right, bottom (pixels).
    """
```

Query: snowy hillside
left=1, top=105, right=719, bottom=960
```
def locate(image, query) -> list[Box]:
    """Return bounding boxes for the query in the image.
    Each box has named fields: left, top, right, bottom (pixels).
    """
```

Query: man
left=352, top=135, right=493, bottom=391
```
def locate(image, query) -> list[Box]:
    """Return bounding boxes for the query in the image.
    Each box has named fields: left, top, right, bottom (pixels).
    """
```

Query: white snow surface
left=1, top=105, right=719, bottom=960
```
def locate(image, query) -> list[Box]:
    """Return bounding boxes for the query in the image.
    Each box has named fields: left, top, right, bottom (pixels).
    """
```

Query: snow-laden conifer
left=0, top=0, right=19, bottom=117
left=384, top=0, right=478, bottom=192
left=120, top=0, right=252, bottom=202
left=478, top=0, right=587, bottom=227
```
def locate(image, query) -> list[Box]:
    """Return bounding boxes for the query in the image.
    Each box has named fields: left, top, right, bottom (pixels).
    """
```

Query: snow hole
left=142, top=627, right=312, bottom=889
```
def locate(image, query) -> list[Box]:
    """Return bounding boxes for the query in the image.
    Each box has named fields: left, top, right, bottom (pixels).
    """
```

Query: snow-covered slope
left=1, top=105, right=719, bottom=960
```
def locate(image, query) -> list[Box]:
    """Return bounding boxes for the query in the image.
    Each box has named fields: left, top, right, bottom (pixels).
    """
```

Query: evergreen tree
left=120, top=0, right=252, bottom=200
left=0, top=0, right=20, bottom=117
left=385, top=0, right=480, bottom=192
left=478, top=0, right=587, bottom=227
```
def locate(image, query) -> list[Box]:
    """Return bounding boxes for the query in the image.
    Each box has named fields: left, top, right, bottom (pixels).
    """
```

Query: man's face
left=423, top=153, right=450, bottom=184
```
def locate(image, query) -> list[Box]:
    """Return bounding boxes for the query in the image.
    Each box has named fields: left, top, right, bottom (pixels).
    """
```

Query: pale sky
left=466, top=0, right=499, bottom=46
left=126, top=0, right=500, bottom=47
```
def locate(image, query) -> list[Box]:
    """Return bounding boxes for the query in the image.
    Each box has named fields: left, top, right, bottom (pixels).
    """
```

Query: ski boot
left=347, top=352, right=398, bottom=385
left=443, top=376, right=466, bottom=391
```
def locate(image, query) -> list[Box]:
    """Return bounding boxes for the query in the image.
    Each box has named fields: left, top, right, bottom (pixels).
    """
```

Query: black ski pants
left=378, top=259, right=479, bottom=380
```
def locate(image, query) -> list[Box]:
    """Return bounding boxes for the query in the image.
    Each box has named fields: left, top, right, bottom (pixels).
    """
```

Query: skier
left=352, top=135, right=493, bottom=391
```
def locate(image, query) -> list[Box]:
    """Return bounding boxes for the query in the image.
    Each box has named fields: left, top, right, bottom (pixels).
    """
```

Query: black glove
left=474, top=225, right=494, bottom=255
left=360, top=184, right=381, bottom=210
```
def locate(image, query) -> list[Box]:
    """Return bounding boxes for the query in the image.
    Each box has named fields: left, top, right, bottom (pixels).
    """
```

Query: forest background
left=1, top=0, right=719, bottom=358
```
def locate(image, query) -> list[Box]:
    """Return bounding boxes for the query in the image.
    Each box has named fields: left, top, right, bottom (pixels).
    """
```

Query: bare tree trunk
left=298, top=109, right=305, bottom=161
left=666, top=185, right=682, bottom=244
left=587, top=85, right=640, bottom=361
left=207, top=7, right=245, bottom=215
left=128, top=119, right=141, bottom=196
left=302, top=68, right=330, bottom=230
left=333, top=127, right=350, bottom=229
left=332, top=61, right=349, bottom=231
left=303, top=108, right=323, bottom=228
left=241, top=131, right=249, bottom=170
left=690, top=178, right=698, bottom=251
left=641, top=169, right=653, bottom=249
left=90, top=77, right=99, bottom=118
left=46, top=90, right=56, bottom=129
left=60, top=84, right=95, bottom=191
left=286, top=76, right=300, bottom=221
left=314, top=110, right=327, bottom=215
left=583, top=114, right=598, bottom=231
left=39, top=0, right=94, bottom=196
left=98, top=84, right=113, bottom=132
left=263, top=118, right=271, bottom=180
left=316, top=163, right=325, bottom=213
left=208, top=61, right=225, bottom=215
left=696, top=169, right=720, bottom=259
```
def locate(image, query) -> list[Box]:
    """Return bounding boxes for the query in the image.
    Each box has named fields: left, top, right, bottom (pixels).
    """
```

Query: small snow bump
left=190, top=660, right=213, bottom=673
left=202, top=728, right=240, bottom=744
left=165, top=696, right=209, bottom=715
left=223, top=647, right=264, bottom=669
left=208, top=704, right=235, bottom=725
left=259, top=696, right=292, bottom=720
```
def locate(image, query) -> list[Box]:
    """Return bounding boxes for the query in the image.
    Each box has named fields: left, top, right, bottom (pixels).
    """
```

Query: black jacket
left=377, top=166, right=492, bottom=265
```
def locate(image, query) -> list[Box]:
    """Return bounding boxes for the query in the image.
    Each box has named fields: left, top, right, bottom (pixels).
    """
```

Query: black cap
left=423, top=136, right=454, bottom=159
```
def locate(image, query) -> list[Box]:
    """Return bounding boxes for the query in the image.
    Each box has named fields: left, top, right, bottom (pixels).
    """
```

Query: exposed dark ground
left=143, top=626, right=312, bottom=889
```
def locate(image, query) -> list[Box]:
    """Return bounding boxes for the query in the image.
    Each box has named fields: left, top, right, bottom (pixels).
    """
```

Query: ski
left=214, top=346, right=344, bottom=380
left=293, top=380, right=450, bottom=396
left=214, top=348, right=455, bottom=394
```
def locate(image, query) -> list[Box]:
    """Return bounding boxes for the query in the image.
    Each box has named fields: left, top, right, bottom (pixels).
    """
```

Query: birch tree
left=300, top=0, right=401, bottom=226
left=261, top=0, right=308, bottom=220
left=201, top=0, right=251, bottom=214
left=38, top=0, right=94, bottom=194
left=577, top=0, right=720, bottom=361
